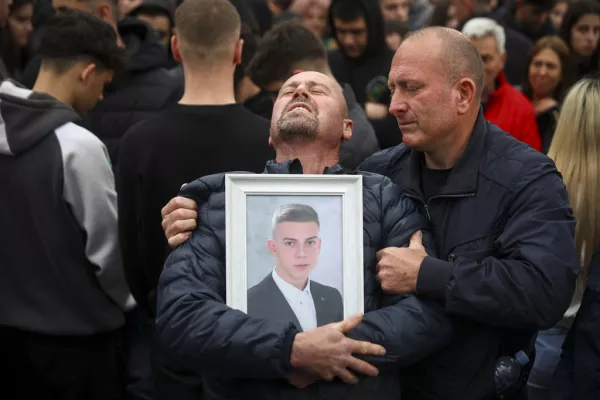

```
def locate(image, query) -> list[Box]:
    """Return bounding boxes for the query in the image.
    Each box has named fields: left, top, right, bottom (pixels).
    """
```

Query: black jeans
left=0, top=327, right=123, bottom=400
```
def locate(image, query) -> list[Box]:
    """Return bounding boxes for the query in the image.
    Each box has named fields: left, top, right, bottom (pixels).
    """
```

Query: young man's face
left=333, top=17, right=368, bottom=59
left=74, top=67, right=113, bottom=115
left=269, top=221, right=321, bottom=286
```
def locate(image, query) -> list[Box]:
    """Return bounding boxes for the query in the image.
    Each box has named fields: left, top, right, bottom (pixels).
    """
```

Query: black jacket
left=248, top=274, right=344, bottom=331
left=359, top=110, right=578, bottom=400
left=156, top=159, right=454, bottom=400
left=551, top=245, right=600, bottom=400
left=85, top=18, right=183, bottom=165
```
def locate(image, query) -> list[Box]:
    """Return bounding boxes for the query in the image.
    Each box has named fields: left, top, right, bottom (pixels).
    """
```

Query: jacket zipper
left=406, top=192, right=476, bottom=221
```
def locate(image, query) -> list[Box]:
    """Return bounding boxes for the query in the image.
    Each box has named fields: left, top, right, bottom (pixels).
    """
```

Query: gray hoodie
left=0, top=80, right=134, bottom=335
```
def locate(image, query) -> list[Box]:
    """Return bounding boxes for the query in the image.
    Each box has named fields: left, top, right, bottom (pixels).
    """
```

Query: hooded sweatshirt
left=328, top=0, right=395, bottom=106
left=0, top=80, right=135, bottom=336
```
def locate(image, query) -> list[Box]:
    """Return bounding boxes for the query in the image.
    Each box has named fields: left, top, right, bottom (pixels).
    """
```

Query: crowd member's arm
left=57, top=125, right=135, bottom=311
left=417, top=168, right=578, bottom=330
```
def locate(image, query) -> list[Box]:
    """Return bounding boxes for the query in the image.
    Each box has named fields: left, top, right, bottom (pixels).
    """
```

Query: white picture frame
left=225, top=174, right=364, bottom=326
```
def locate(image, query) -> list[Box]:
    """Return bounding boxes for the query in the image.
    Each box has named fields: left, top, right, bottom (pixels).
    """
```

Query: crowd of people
left=0, top=0, right=598, bottom=399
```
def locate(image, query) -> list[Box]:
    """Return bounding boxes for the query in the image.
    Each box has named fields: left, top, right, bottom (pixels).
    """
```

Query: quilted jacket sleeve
left=347, top=176, right=453, bottom=369
left=155, top=184, right=299, bottom=379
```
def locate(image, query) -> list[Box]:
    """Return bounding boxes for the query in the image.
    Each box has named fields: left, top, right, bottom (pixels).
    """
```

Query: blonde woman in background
left=527, top=74, right=600, bottom=399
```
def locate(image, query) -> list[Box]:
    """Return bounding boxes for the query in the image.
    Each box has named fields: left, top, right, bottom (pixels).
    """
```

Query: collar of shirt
left=272, top=268, right=312, bottom=305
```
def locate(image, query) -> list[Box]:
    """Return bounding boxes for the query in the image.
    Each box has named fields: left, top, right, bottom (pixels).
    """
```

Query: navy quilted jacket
left=155, top=159, right=453, bottom=400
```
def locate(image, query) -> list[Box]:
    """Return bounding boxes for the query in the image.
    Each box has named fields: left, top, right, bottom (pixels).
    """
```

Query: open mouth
left=287, top=103, right=313, bottom=114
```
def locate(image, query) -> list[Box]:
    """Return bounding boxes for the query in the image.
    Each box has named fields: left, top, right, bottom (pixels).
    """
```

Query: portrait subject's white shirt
left=272, top=269, right=317, bottom=332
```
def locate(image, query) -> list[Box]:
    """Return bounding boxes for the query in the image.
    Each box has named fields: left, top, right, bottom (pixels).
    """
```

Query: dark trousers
left=0, top=326, right=123, bottom=400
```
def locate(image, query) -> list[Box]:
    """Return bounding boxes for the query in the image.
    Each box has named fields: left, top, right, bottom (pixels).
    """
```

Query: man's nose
left=296, top=246, right=307, bottom=257
left=292, top=85, right=310, bottom=100
left=389, top=93, right=408, bottom=116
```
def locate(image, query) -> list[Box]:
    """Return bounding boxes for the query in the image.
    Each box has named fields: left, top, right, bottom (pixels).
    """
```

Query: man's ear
left=456, top=78, right=477, bottom=115
left=172, top=33, right=182, bottom=62
left=342, top=119, right=353, bottom=141
left=96, top=2, right=114, bottom=24
left=268, top=239, right=277, bottom=255
left=268, top=136, right=274, bottom=147
left=500, top=51, right=507, bottom=69
left=234, top=39, right=243, bottom=65
left=80, top=63, right=97, bottom=85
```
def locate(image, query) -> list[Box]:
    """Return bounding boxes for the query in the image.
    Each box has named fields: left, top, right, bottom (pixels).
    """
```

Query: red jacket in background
left=484, top=72, right=541, bottom=151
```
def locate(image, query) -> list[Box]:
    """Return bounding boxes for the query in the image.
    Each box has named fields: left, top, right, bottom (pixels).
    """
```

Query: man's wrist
left=289, top=332, right=306, bottom=369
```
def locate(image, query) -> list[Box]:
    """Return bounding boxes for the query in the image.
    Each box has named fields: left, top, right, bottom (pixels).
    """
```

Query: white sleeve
left=55, top=123, right=136, bottom=311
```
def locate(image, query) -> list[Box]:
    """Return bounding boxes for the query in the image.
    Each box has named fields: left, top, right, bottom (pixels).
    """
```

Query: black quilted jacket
left=155, top=159, right=454, bottom=400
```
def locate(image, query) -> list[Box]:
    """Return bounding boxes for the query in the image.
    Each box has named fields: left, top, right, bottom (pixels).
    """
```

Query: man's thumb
left=337, top=312, right=363, bottom=333
left=409, top=230, right=424, bottom=249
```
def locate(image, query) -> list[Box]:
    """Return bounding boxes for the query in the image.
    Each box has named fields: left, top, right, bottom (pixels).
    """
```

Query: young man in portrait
left=248, top=203, right=343, bottom=331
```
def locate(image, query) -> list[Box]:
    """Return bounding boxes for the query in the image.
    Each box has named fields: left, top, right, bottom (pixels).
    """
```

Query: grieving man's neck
left=423, top=115, right=475, bottom=170
left=179, top=61, right=237, bottom=106
left=33, top=70, right=76, bottom=109
left=276, top=142, right=340, bottom=174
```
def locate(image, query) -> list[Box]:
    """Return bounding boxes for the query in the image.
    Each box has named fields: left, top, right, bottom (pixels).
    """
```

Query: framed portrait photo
left=225, top=174, right=364, bottom=332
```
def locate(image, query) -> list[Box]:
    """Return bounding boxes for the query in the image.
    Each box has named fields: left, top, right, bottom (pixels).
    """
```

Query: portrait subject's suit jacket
left=247, top=274, right=343, bottom=330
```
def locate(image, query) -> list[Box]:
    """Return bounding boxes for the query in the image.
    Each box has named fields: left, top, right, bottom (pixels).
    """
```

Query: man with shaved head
left=154, top=70, right=454, bottom=399
left=358, top=27, right=577, bottom=399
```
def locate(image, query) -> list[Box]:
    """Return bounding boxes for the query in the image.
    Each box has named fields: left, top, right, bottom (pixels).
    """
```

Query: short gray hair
left=271, top=204, right=320, bottom=236
left=461, top=17, right=506, bottom=54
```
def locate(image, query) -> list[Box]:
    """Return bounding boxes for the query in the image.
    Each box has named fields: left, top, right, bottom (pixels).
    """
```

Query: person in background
left=20, top=0, right=182, bottom=167
left=529, top=74, right=600, bottom=400
left=559, top=0, right=599, bottom=86
left=251, top=0, right=293, bottom=36
left=235, top=23, right=273, bottom=119
left=119, top=0, right=141, bottom=17
left=549, top=0, right=568, bottom=31
left=248, top=20, right=380, bottom=170
left=521, top=35, right=570, bottom=153
left=451, top=0, right=533, bottom=86
left=289, top=0, right=335, bottom=48
left=408, top=0, right=435, bottom=29
left=462, top=17, right=541, bottom=150
left=0, top=0, right=33, bottom=81
left=0, top=9, right=134, bottom=399
left=128, top=0, right=174, bottom=50
left=380, top=0, right=411, bottom=23
left=385, top=19, right=411, bottom=50
left=493, top=0, right=555, bottom=42
left=328, top=0, right=401, bottom=150
left=428, top=0, right=458, bottom=28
